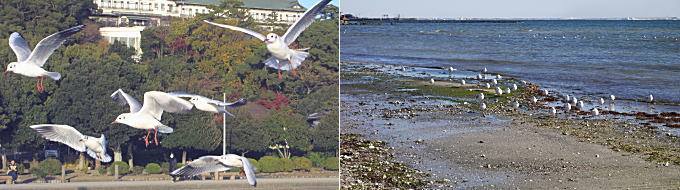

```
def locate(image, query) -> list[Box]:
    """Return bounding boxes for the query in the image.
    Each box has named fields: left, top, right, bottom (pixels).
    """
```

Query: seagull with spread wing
left=171, top=154, right=257, bottom=187
left=204, top=0, right=332, bottom=79
left=30, top=124, right=111, bottom=162
left=168, top=91, right=246, bottom=117
left=110, top=89, right=193, bottom=146
left=4, top=25, right=84, bottom=91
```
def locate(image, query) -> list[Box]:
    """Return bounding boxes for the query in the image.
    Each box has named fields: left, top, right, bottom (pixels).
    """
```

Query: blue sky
left=299, top=0, right=339, bottom=8
left=341, top=0, right=680, bottom=18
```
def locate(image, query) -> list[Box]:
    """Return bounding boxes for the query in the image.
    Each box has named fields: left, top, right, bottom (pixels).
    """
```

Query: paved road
left=0, top=177, right=339, bottom=190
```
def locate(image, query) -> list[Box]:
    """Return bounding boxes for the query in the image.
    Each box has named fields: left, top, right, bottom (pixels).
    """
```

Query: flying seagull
left=168, top=91, right=247, bottom=117
left=110, top=89, right=193, bottom=147
left=30, top=124, right=111, bottom=162
left=204, top=0, right=332, bottom=79
left=171, top=154, right=256, bottom=187
left=5, top=25, right=84, bottom=91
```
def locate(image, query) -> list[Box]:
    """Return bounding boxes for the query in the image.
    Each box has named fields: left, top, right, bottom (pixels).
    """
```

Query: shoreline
left=340, top=61, right=680, bottom=188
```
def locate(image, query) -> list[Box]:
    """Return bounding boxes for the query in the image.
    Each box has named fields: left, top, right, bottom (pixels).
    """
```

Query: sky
left=341, top=0, right=680, bottom=19
left=299, top=0, right=339, bottom=8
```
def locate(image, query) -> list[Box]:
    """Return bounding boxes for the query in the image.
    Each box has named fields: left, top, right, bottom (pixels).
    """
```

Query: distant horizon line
left=342, top=15, right=680, bottom=21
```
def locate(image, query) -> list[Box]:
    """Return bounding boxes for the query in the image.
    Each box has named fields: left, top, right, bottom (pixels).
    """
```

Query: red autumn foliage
left=258, top=93, right=290, bottom=110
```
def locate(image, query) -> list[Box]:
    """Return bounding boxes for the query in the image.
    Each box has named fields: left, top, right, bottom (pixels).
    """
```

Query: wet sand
left=340, top=62, right=680, bottom=189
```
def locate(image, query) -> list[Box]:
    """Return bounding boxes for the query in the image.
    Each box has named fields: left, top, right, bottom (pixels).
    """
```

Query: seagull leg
left=276, top=59, right=282, bottom=79
left=288, top=58, right=297, bottom=77
left=144, top=130, right=151, bottom=147
left=39, top=76, right=44, bottom=91
left=154, top=128, right=159, bottom=146
left=239, top=168, right=245, bottom=176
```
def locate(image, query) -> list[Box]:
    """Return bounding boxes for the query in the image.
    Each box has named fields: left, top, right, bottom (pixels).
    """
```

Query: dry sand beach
left=340, top=62, right=680, bottom=189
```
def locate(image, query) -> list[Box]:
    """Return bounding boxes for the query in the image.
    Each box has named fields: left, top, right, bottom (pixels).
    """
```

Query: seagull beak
left=111, top=121, right=118, bottom=124
left=264, top=38, right=269, bottom=42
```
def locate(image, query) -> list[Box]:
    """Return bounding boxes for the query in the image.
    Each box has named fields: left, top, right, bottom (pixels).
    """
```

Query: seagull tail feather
left=45, top=72, right=61, bottom=80
left=156, top=125, right=174, bottom=133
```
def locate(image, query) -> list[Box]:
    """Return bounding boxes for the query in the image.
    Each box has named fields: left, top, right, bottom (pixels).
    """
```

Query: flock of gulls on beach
left=419, top=65, right=658, bottom=118
left=3, top=0, right=332, bottom=186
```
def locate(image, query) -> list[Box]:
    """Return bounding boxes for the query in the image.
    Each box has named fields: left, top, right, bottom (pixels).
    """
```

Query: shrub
left=305, top=152, right=324, bottom=167
left=323, top=157, right=339, bottom=170
left=40, top=158, right=62, bottom=175
left=145, top=163, right=162, bottom=174
left=281, top=158, right=294, bottom=172
left=16, top=163, right=26, bottom=174
left=98, top=166, right=108, bottom=176
left=292, top=157, right=312, bottom=171
left=108, top=161, right=129, bottom=175
left=176, top=163, right=185, bottom=168
left=258, top=156, right=282, bottom=173
left=161, top=162, right=170, bottom=173
left=132, top=166, right=144, bottom=174
left=30, top=167, right=48, bottom=179
left=247, top=158, right=259, bottom=172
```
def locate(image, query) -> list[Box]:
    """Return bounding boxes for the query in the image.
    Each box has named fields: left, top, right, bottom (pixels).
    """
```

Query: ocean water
left=341, top=20, right=680, bottom=105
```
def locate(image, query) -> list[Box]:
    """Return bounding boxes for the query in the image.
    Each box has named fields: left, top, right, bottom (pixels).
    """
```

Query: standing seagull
left=531, top=96, right=538, bottom=104
left=460, top=79, right=466, bottom=85
left=168, top=91, right=247, bottom=117
left=648, top=94, right=654, bottom=103
left=204, top=0, right=332, bottom=79
left=30, top=124, right=111, bottom=162
left=4, top=25, right=84, bottom=91
left=171, top=154, right=257, bottom=187
left=110, top=89, right=193, bottom=146
left=599, top=97, right=605, bottom=105
left=610, top=95, right=616, bottom=101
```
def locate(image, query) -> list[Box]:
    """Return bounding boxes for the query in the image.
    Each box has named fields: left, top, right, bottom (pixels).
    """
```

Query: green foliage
left=281, top=158, right=294, bottom=172
left=145, top=163, right=162, bottom=174
left=30, top=167, right=48, bottom=179
left=292, top=157, right=312, bottom=171
left=305, top=152, right=324, bottom=167
left=98, top=166, right=108, bottom=176
left=258, top=156, right=282, bottom=173
left=108, top=161, right=129, bottom=175
left=176, top=163, right=185, bottom=168
left=161, top=162, right=170, bottom=173
left=132, top=166, right=145, bottom=175
left=39, top=158, right=62, bottom=175
left=263, top=108, right=312, bottom=152
left=15, top=163, right=26, bottom=174
left=311, top=109, right=339, bottom=153
left=323, top=157, right=339, bottom=170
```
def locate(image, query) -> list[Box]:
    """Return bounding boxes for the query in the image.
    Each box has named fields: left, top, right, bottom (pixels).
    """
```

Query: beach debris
left=415, top=139, right=424, bottom=144
left=512, top=84, right=518, bottom=91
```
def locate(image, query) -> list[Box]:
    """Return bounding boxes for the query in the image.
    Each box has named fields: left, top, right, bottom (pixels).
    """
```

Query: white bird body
left=543, top=90, right=549, bottom=96
left=111, top=89, right=193, bottom=146
left=485, top=83, right=491, bottom=88
left=592, top=108, right=600, bottom=116
left=492, top=79, right=498, bottom=85
left=203, top=0, right=331, bottom=79
left=649, top=94, right=654, bottom=102
left=477, top=74, right=482, bottom=80
left=610, top=95, right=616, bottom=101
left=551, top=107, right=557, bottom=115
left=495, top=87, right=503, bottom=95
left=564, top=95, right=570, bottom=102
left=496, top=75, right=502, bottom=79
left=430, top=78, right=435, bottom=84
left=460, top=80, right=466, bottom=85
left=483, top=67, right=487, bottom=73
left=505, top=88, right=511, bottom=94
left=448, top=67, right=456, bottom=72
left=531, top=96, right=538, bottom=103
left=168, top=91, right=247, bottom=117
left=478, top=93, right=485, bottom=100
left=480, top=103, right=487, bottom=109
left=600, top=98, right=605, bottom=105
left=578, top=101, right=585, bottom=109
left=5, top=25, right=83, bottom=91
left=565, top=103, right=571, bottom=112
left=30, top=124, right=111, bottom=162
left=571, top=97, right=578, bottom=105
left=512, top=84, right=518, bottom=91
left=171, top=154, right=257, bottom=187
left=512, top=101, right=520, bottom=108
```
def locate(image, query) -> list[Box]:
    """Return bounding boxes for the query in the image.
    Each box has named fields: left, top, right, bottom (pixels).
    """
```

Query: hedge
left=323, top=157, right=339, bottom=170
left=108, top=161, right=129, bottom=175
left=292, top=157, right=312, bottom=171
left=145, top=163, right=162, bottom=174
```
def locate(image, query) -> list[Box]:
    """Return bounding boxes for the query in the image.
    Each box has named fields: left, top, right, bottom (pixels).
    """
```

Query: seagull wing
left=170, top=156, right=231, bottom=177
left=9, top=32, right=32, bottom=62
left=139, top=91, right=193, bottom=120
left=241, top=156, right=257, bottom=187
left=86, top=148, right=112, bottom=163
left=167, top=91, right=201, bottom=98
left=111, top=89, right=142, bottom=113
left=211, top=98, right=247, bottom=109
left=282, top=0, right=332, bottom=45
left=203, top=20, right=266, bottom=41
left=26, top=25, right=84, bottom=67
left=30, top=124, right=86, bottom=152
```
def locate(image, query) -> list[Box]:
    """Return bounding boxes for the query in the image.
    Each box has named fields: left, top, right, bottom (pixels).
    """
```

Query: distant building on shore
left=90, top=0, right=307, bottom=59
